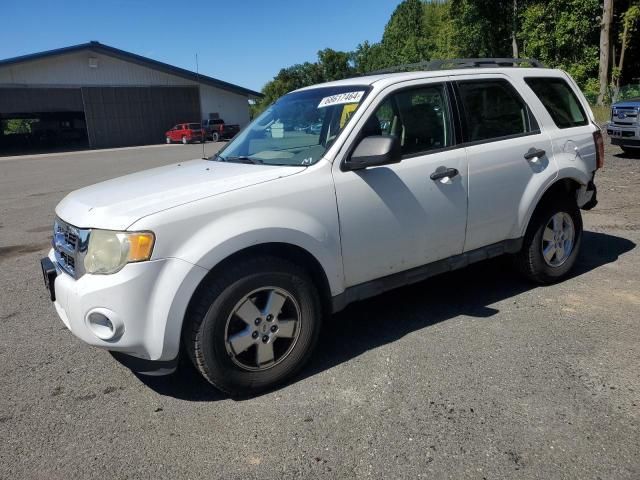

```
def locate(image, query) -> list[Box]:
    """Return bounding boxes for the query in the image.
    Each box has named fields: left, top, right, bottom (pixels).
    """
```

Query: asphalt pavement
left=0, top=142, right=638, bottom=479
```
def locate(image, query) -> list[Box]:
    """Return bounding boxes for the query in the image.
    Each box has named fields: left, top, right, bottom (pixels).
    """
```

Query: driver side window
left=366, top=83, right=453, bottom=157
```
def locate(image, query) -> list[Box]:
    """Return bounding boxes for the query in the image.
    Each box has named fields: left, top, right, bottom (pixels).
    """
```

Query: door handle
left=430, top=167, right=459, bottom=181
left=524, top=148, right=546, bottom=161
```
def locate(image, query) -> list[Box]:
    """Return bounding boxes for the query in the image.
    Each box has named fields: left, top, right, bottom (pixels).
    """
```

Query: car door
left=169, top=125, right=179, bottom=141
left=333, top=80, right=468, bottom=287
left=454, top=75, right=555, bottom=251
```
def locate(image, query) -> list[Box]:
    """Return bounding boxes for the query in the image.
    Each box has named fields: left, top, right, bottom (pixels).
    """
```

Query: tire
left=165, top=136, right=171, bottom=144
left=514, top=196, right=582, bottom=284
left=211, top=132, right=219, bottom=142
left=183, top=256, right=322, bottom=396
left=181, top=136, right=188, bottom=145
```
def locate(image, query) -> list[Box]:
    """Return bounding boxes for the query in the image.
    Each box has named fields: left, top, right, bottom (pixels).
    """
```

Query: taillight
left=593, top=129, right=604, bottom=169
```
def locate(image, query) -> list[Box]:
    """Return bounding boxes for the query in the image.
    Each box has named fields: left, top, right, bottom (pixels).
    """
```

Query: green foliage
left=447, top=0, right=515, bottom=58
left=2, top=119, right=35, bottom=135
left=254, top=0, right=639, bottom=109
left=253, top=48, right=355, bottom=114
left=353, top=0, right=449, bottom=72
left=519, top=0, right=600, bottom=87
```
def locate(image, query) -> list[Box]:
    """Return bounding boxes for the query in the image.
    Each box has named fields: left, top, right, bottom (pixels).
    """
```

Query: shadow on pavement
left=614, top=150, right=640, bottom=159
left=135, top=230, right=635, bottom=401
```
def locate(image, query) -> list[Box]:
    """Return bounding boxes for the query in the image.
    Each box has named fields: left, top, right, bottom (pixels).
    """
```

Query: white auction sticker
left=318, top=91, right=365, bottom=108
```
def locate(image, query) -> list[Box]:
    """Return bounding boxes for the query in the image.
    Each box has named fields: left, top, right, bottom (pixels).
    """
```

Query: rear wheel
left=183, top=257, right=322, bottom=396
left=514, top=196, right=582, bottom=284
left=181, top=136, right=188, bottom=145
left=211, top=132, right=219, bottom=142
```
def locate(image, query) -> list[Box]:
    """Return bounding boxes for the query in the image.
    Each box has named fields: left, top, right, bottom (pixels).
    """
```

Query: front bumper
left=43, top=248, right=207, bottom=367
left=607, top=123, right=640, bottom=147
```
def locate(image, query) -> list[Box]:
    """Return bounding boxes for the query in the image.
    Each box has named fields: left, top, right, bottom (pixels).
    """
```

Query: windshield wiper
left=223, top=156, right=263, bottom=165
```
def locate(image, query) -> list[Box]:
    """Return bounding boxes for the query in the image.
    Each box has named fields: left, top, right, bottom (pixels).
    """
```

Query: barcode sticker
left=318, top=91, right=365, bottom=108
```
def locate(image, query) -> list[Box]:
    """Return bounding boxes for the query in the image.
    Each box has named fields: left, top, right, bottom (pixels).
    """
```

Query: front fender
left=185, top=207, right=343, bottom=295
left=138, top=204, right=343, bottom=297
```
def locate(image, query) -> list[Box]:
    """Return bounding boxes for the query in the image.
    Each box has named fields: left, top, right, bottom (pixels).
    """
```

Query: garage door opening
left=0, top=111, right=88, bottom=156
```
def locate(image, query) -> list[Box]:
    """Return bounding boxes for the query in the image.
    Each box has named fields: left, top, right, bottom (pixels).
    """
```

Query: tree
left=520, top=0, right=600, bottom=87
left=447, top=0, right=516, bottom=58
left=597, top=0, right=614, bottom=105
left=317, top=48, right=354, bottom=81
left=352, top=0, right=449, bottom=72
left=613, top=2, right=640, bottom=92
left=380, top=0, right=430, bottom=65
left=254, top=49, right=355, bottom=114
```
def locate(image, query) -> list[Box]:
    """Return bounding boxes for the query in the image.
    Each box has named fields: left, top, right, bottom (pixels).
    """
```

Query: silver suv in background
left=607, top=98, right=640, bottom=154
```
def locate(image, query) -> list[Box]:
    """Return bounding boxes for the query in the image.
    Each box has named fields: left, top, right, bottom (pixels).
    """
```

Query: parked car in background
left=305, top=122, right=322, bottom=135
left=41, top=60, right=602, bottom=396
left=607, top=98, right=640, bottom=154
left=165, top=123, right=204, bottom=144
left=201, top=118, right=240, bottom=142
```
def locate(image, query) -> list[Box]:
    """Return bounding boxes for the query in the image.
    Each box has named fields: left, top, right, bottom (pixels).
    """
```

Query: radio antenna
left=196, top=53, right=206, bottom=159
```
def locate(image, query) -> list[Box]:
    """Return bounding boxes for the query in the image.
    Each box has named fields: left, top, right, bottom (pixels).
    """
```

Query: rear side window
left=525, top=77, right=588, bottom=129
left=457, top=79, right=537, bottom=142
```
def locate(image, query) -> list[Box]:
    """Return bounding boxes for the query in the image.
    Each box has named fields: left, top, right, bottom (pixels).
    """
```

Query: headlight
left=84, top=230, right=155, bottom=275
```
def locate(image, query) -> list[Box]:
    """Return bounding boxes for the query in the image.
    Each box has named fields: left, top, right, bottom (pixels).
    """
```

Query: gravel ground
left=0, top=142, right=638, bottom=479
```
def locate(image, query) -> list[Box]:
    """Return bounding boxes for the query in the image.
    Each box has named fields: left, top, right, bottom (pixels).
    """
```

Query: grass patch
left=590, top=104, right=611, bottom=124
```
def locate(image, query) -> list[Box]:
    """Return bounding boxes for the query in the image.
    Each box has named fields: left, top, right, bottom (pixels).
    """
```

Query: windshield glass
left=213, top=85, right=369, bottom=166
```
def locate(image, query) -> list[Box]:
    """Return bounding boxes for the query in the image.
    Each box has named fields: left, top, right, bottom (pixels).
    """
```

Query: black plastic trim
left=40, top=257, right=57, bottom=302
left=581, top=180, right=598, bottom=210
left=331, top=238, right=523, bottom=312
left=110, top=351, right=178, bottom=376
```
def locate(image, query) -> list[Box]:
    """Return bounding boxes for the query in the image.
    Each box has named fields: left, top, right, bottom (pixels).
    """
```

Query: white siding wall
left=200, top=84, right=250, bottom=127
left=0, top=50, right=250, bottom=125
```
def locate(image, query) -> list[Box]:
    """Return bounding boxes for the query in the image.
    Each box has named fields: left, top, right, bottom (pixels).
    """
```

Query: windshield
left=189, top=123, right=202, bottom=130
left=213, top=85, right=370, bottom=166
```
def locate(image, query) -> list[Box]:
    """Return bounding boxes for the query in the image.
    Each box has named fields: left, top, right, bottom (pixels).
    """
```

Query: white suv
left=41, top=61, right=602, bottom=395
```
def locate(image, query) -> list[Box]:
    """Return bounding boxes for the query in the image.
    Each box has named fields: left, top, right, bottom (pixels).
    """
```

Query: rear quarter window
left=525, top=77, right=588, bottom=129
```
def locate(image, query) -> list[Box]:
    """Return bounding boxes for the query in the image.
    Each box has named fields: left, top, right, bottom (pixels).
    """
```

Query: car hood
left=56, top=159, right=305, bottom=230
left=613, top=98, right=640, bottom=108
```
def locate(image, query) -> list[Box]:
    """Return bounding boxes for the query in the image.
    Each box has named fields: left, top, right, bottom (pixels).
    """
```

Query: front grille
left=53, top=218, right=88, bottom=278
left=612, top=107, right=639, bottom=126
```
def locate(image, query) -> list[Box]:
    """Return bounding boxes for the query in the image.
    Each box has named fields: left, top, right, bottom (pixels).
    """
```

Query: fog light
left=86, top=308, right=124, bottom=341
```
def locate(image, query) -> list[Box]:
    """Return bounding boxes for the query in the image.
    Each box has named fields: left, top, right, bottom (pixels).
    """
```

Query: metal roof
left=0, top=41, right=263, bottom=98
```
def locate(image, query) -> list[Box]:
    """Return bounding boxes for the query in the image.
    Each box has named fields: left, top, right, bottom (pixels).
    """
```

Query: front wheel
left=211, top=132, right=219, bottom=142
left=165, top=136, right=171, bottom=144
left=514, top=197, right=582, bottom=284
left=183, top=257, right=322, bottom=396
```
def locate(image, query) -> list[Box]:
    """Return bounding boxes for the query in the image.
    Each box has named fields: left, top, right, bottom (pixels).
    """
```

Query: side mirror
left=344, top=135, right=401, bottom=171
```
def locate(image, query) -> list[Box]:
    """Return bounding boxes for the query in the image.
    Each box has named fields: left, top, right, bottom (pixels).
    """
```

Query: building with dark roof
left=0, top=41, right=262, bottom=151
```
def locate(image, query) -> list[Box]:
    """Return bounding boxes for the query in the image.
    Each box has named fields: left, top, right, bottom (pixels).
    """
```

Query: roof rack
left=366, top=57, right=545, bottom=75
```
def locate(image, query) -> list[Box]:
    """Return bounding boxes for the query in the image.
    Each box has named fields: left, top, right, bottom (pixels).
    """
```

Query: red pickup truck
left=165, top=123, right=204, bottom=144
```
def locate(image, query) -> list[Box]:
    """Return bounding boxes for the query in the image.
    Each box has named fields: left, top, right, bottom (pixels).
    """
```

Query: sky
left=0, top=0, right=403, bottom=92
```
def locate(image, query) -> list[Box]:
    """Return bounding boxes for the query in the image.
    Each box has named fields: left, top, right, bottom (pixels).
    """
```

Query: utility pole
left=597, top=0, right=613, bottom=106
left=512, top=0, right=519, bottom=58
